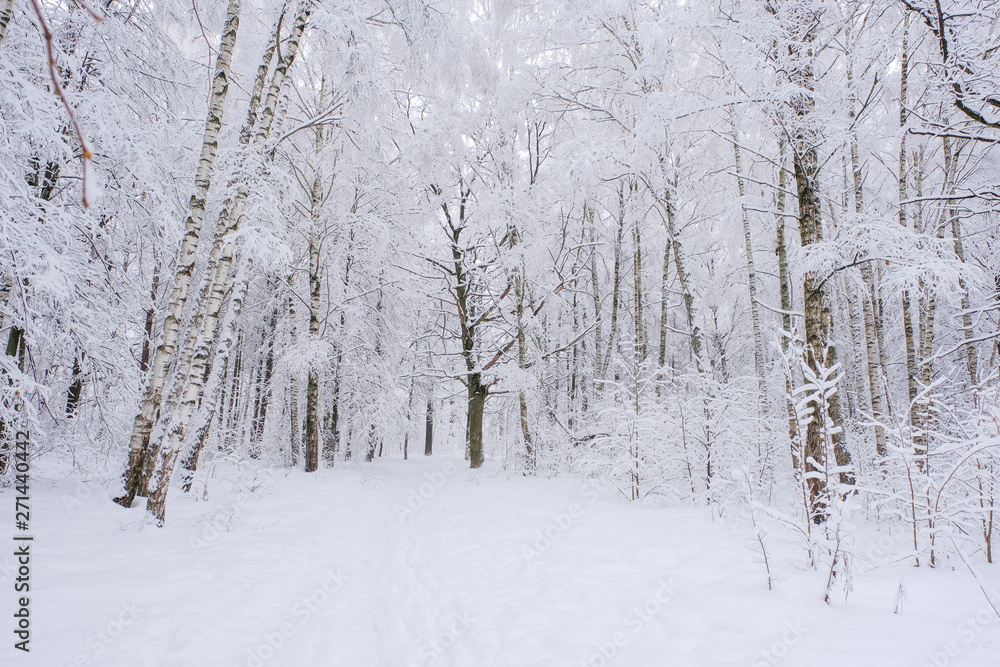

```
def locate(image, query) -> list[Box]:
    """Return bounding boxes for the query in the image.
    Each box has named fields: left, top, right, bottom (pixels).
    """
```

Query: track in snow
left=6, top=456, right=1000, bottom=666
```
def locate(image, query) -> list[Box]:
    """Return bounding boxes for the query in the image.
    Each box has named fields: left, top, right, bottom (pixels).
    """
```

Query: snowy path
left=6, top=457, right=1000, bottom=666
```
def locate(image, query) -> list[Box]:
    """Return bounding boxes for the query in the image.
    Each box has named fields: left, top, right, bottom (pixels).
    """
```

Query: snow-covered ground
left=4, top=456, right=1000, bottom=666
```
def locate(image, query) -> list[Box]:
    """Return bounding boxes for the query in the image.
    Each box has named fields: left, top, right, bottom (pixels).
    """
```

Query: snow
left=4, top=457, right=1000, bottom=666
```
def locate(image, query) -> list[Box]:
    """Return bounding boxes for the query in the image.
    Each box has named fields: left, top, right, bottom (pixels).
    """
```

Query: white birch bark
left=0, top=0, right=14, bottom=46
left=116, top=0, right=240, bottom=506
left=733, top=129, right=767, bottom=403
left=143, top=0, right=313, bottom=519
left=304, top=167, right=323, bottom=473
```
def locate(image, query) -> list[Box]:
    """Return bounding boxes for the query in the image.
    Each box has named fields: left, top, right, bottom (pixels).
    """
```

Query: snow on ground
left=3, top=456, right=1000, bottom=666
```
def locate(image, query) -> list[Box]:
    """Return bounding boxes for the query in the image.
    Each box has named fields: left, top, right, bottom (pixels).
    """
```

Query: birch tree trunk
left=143, top=1, right=312, bottom=520
left=115, top=0, right=240, bottom=507
left=0, top=0, right=14, bottom=46
left=656, top=234, right=671, bottom=397
left=787, top=3, right=851, bottom=518
left=600, top=191, right=624, bottom=381
left=774, top=139, right=800, bottom=464
left=517, top=262, right=534, bottom=470
left=146, top=259, right=252, bottom=524
left=304, top=168, right=323, bottom=473
left=928, top=134, right=976, bottom=390
left=951, top=185, right=978, bottom=386
left=896, top=13, right=923, bottom=470
left=846, top=87, right=888, bottom=455
left=632, top=184, right=645, bottom=365
left=666, top=198, right=702, bottom=373
left=588, top=206, right=603, bottom=383
left=289, top=279, right=301, bottom=465
left=733, top=130, right=767, bottom=401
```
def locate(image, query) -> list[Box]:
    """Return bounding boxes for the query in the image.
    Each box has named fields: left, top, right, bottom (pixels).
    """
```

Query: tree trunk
left=930, top=135, right=976, bottom=390
left=516, top=264, right=534, bottom=469
left=145, top=262, right=252, bottom=524
left=0, top=324, right=26, bottom=473
left=140, top=264, right=160, bottom=373
left=632, top=188, right=645, bottom=364
left=775, top=139, right=799, bottom=464
left=252, top=304, right=279, bottom=445
left=733, top=130, right=766, bottom=401
left=896, top=12, right=923, bottom=471
left=467, top=374, right=486, bottom=468
left=304, top=165, right=323, bottom=472
left=600, top=194, right=624, bottom=381
left=787, top=4, right=851, bottom=518
left=65, top=355, right=84, bottom=417
left=116, top=0, right=241, bottom=508
left=655, top=233, right=672, bottom=398
left=424, top=397, right=434, bottom=456
left=289, top=281, right=301, bottom=466
left=668, top=202, right=702, bottom=372
left=588, top=206, right=603, bottom=384
left=0, top=0, right=14, bottom=45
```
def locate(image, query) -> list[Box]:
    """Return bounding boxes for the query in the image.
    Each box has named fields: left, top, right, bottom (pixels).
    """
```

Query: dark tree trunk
left=424, top=398, right=433, bottom=456
left=304, top=372, right=320, bottom=471
left=0, top=325, right=26, bottom=473
left=65, top=355, right=84, bottom=417
left=467, top=374, right=486, bottom=469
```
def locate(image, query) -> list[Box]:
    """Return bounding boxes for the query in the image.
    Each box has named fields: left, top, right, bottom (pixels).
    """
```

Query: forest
left=2, top=0, right=1000, bottom=609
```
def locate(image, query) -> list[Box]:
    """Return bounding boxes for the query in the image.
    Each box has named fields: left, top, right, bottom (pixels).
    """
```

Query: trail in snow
left=4, top=456, right=1000, bottom=666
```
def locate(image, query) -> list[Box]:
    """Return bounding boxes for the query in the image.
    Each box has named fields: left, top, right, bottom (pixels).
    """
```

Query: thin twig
left=28, top=0, right=96, bottom=208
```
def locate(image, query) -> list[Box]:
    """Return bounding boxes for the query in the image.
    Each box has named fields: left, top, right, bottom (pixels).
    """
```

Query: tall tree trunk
left=666, top=198, right=702, bottom=373
left=931, top=135, right=976, bottom=389
left=143, top=2, right=312, bottom=520
left=655, top=235, right=671, bottom=397
left=145, top=261, right=252, bottom=524
left=440, top=185, right=487, bottom=468
left=951, top=189, right=978, bottom=387
left=424, top=397, right=434, bottom=456
left=288, top=280, right=301, bottom=465
left=116, top=0, right=241, bottom=507
left=632, top=187, right=645, bottom=364
left=775, top=139, right=799, bottom=463
left=600, top=193, right=624, bottom=381
left=896, top=12, right=923, bottom=470
left=845, top=45, right=887, bottom=457
left=253, top=305, right=279, bottom=445
left=304, top=169, right=323, bottom=473
left=589, top=206, right=603, bottom=384
left=733, top=130, right=767, bottom=402
left=516, top=263, right=533, bottom=470
left=787, top=3, right=851, bottom=518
